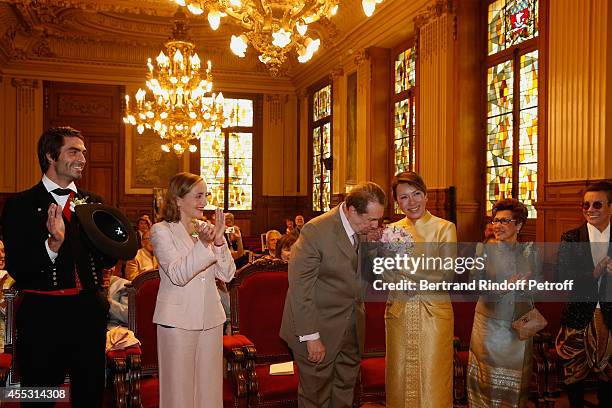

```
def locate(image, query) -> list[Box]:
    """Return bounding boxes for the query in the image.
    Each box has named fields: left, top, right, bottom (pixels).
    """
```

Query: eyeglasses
left=491, top=217, right=516, bottom=225
left=582, top=201, right=606, bottom=210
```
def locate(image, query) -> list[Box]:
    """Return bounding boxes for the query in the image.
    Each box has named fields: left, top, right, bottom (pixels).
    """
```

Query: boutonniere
left=70, top=196, right=89, bottom=212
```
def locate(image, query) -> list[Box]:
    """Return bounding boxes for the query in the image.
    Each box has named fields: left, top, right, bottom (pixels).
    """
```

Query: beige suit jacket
left=280, top=205, right=365, bottom=361
left=151, top=221, right=235, bottom=330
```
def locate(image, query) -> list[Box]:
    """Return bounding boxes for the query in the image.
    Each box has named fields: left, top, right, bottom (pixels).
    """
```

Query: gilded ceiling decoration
left=0, top=0, right=429, bottom=83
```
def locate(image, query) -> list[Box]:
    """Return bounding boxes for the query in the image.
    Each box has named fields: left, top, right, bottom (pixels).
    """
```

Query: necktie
left=352, top=233, right=359, bottom=253
left=50, top=188, right=81, bottom=289
left=63, top=191, right=75, bottom=222
left=52, top=188, right=73, bottom=196
left=51, top=188, right=75, bottom=221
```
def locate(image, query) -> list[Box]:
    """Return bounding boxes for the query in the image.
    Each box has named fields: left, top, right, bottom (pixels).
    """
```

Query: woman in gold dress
left=385, top=171, right=457, bottom=408
left=467, top=198, right=541, bottom=407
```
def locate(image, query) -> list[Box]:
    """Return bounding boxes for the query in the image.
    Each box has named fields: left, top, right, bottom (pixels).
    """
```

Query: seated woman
left=275, top=234, right=297, bottom=262
left=124, top=229, right=158, bottom=281
left=467, top=198, right=541, bottom=408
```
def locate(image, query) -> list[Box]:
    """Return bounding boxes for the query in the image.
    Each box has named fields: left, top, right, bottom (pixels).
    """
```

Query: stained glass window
left=486, top=0, right=539, bottom=218
left=200, top=97, right=254, bottom=211
left=312, top=84, right=332, bottom=212
left=394, top=99, right=413, bottom=174
left=488, top=0, right=538, bottom=56
left=313, top=85, right=331, bottom=122
left=395, top=47, right=416, bottom=94
left=393, top=44, right=417, bottom=213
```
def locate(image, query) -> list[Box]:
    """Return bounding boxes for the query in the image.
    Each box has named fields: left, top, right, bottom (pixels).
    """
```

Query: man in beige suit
left=280, top=182, right=386, bottom=407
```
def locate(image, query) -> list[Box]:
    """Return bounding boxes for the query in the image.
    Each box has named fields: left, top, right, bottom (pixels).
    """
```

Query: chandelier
left=174, top=0, right=342, bottom=76
left=123, top=11, right=230, bottom=156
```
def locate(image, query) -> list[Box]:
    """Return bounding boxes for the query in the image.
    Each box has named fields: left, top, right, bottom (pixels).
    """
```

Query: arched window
left=486, top=0, right=539, bottom=218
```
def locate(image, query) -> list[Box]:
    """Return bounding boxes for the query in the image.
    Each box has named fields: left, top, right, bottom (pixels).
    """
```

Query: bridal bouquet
left=380, top=225, right=414, bottom=256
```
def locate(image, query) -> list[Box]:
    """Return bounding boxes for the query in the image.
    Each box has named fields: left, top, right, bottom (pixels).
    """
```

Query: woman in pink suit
left=151, top=172, right=236, bottom=408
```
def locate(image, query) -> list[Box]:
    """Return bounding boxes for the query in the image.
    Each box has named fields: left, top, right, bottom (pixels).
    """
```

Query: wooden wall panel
left=417, top=11, right=455, bottom=189
left=539, top=181, right=596, bottom=242
left=89, top=167, right=113, bottom=204
left=14, top=80, right=41, bottom=191
left=43, top=81, right=123, bottom=208
left=88, top=141, right=113, bottom=163
left=547, top=0, right=610, bottom=181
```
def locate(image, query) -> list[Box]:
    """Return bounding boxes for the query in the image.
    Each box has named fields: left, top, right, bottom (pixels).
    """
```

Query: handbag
left=512, top=306, right=547, bottom=340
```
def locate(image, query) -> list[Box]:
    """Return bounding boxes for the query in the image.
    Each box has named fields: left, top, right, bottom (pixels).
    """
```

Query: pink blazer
left=151, top=221, right=236, bottom=330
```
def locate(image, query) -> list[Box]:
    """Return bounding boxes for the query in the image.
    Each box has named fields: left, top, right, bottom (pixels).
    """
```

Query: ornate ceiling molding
left=0, top=0, right=178, bottom=17
left=291, top=0, right=430, bottom=89
left=11, top=77, right=38, bottom=88
left=0, top=0, right=394, bottom=85
left=329, top=67, right=344, bottom=81
left=413, top=0, right=456, bottom=35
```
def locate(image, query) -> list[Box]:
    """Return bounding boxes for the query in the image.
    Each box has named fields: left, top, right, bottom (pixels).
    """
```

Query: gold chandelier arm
left=290, top=0, right=320, bottom=22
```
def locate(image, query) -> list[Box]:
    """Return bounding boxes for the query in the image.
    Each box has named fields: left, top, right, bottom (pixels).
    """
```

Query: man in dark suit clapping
left=555, top=181, right=612, bottom=408
left=1, top=127, right=115, bottom=407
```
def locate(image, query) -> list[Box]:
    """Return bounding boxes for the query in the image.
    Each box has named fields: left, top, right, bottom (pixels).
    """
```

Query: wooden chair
left=451, top=299, right=558, bottom=408
left=2, top=288, right=19, bottom=387
left=452, top=300, right=476, bottom=407
left=228, top=258, right=298, bottom=407
left=124, top=269, right=250, bottom=408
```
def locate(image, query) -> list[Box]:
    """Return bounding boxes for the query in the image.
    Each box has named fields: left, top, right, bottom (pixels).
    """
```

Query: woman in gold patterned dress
left=385, top=171, right=457, bottom=408
left=467, top=198, right=541, bottom=407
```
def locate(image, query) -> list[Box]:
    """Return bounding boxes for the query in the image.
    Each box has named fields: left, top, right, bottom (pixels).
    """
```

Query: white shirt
left=587, top=221, right=610, bottom=308
left=299, top=203, right=356, bottom=343
left=339, top=202, right=358, bottom=246
left=42, top=175, right=78, bottom=262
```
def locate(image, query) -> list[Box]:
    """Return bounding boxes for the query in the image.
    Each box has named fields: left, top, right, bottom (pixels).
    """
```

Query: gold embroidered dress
left=385, top=211, right=456, bottom=408
left=467, top=242, right=541, bottom=408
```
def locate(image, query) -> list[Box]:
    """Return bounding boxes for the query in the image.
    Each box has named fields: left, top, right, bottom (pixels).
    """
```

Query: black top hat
left=75, top=204, right=139, bottom=260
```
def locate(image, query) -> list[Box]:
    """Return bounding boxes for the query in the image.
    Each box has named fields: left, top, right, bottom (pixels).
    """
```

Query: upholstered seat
left=124, top=270, right=251, bottom=408
left=228, top=258, right=298, bottom=407
left=355, top=301, right=386, bottom=405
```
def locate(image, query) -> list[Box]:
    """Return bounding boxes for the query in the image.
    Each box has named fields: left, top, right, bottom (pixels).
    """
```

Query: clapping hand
left=196, top=209, right=227, bottom=246
left=508, top=272, right=530, bottom=285
left=594, top=256, right=612, bottom=278
left=46, top=203, right=65, bottom=252
left=212, top=208, right=226, bottom=246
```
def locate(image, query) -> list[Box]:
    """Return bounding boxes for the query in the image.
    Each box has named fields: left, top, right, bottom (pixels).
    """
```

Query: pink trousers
left=157, top=324, right=223, bottom=408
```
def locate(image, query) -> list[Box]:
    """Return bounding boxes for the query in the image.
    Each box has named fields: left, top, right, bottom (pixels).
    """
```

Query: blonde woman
left=151, top=172, right=235, bottom=408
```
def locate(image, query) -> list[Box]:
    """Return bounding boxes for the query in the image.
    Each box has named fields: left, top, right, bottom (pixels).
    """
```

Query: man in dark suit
left=1, top=127, right=115, bottom=407
left=280, top=182, right=386, bottom=407
left=555, top=181, right=612, bottom=408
